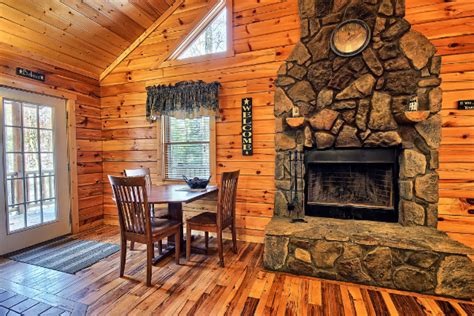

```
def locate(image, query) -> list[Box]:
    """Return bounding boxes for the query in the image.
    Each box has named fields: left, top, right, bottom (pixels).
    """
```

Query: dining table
left=147, top=183, right=218, bottom=263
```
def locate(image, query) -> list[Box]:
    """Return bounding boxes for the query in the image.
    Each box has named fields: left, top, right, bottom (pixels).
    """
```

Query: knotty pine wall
left=100, top=0, right=474, bottom=246
left=0, top=52, right=104, bottom=232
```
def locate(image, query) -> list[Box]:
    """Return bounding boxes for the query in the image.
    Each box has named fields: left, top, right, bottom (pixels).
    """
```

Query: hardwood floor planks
left=0, top=226, right=473, bottom=315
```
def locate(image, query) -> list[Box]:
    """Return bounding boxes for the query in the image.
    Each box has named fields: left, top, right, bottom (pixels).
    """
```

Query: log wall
left=0, top=52, right=103, bottom=232
left=99, top=0, right=474, bottom=245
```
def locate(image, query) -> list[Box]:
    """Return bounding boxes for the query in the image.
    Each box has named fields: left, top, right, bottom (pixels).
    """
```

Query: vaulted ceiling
left=0, top=0, right=174, bottom=79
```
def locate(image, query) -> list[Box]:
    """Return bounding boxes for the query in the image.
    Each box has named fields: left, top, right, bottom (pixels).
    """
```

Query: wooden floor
left=0, top=226, right=473, bottom=316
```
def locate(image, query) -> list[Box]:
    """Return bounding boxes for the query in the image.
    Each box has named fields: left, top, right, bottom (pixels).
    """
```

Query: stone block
left=336, top=258, right=372, bottom=283
left=400, top=200, right=425, bottom=226
left=401, top=31, right=436, bottom=70
left=295, top=248, right=312, bottom=263
left=275, top=133, right=296, bottom=151
left=356, top=99, right=370, bottom=131
left=317, top=88, right=334, bottom=110
left=274, top=88, right=294, bottom=116
left=407, top=251, right=440, bottom=269
left=336, top=125, right=361, bottom=147
left=309, top=109, right=339, bottom=130
left=364, top=247, right=393, bottom=282
left=364, top=131, right=402, bottom=147
left=415, top=172, right=439, bottom=203
left=362, top=48, right=384, bottom=76
left=288, top=81, right=316, bottom=103
left=400, top=149, right=426, bottom=178
left=312, top=240, right=343, bottom=268
left=335, top=74, right=376, bottom=100
left=264, top=236, right=289, bottom=270
left=415, top=115, right=442, bottom=149
left=315, top=132, right=335, bottom=149
left=288, top=42, right=311, bottom=65
left=308, top=61, right=333, bottom=92
left=393, top=266, right=435, bottom=292
left=368, top=91, right=397, bottom=130
left=436, top=256, right=474, bottom=300
left=399, top=180, right=413, bottom=200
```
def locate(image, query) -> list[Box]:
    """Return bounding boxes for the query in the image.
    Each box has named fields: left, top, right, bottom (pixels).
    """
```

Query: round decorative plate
left=330, top=19, right=371, bottom=57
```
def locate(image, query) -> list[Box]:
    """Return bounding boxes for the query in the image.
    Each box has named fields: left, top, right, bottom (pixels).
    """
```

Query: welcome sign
left=242, top=98, right=253, bottom=156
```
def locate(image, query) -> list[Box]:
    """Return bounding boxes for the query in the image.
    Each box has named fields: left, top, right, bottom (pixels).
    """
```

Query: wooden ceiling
left=0, top=0, right=175, bottom=79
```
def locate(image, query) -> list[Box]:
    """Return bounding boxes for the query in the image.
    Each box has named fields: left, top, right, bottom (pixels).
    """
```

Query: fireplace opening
left=304, top=148, right=399, bottom=223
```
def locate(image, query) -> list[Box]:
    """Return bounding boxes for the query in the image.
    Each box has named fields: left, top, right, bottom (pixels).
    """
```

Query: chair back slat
left=217, top=171, right=240, bottom=227
left=109, top=176, right=151, bottom=236
left=124, top=168, right=152, bottom=190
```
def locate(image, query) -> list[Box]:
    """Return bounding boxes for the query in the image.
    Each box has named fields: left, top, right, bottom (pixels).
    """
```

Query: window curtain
left=146, top=81, right=221, bottom=120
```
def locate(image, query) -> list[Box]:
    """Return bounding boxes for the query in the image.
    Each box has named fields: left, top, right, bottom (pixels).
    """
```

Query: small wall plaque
left=16, top=67, right=45, bottom=82
left=242, top=98, right=253, bottom=156
left=458, top=100, right=474, bottom=110
left=408, top=95, right=419, bottom=112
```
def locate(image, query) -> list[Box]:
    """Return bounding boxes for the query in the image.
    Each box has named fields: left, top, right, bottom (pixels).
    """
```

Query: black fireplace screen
left=307, top=163, right=393, bottom=209
left=304, top=148, right=398, bottom=222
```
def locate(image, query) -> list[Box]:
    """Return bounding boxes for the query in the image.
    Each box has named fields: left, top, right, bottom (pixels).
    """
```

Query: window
left=170, top=0, right=230, bottom=60
left=163, top=116, right=211, bottom=180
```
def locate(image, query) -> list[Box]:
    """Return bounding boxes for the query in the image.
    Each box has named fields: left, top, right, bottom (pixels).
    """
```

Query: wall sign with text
left=458, top=100, right=474, bottom=110
left=16, top=68, right=45, bottom=82
left=242, top=98, right=253, bottom=156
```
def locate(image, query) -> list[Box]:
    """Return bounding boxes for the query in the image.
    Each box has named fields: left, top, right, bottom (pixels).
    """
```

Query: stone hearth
left=265, top=0, right=474, bottom=300
left=265, top=217, right=474, bottom=300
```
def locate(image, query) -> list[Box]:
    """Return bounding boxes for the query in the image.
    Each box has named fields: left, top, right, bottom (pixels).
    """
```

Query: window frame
left=167, top=0, right=234, bottom=64
left=157, top=116, right=216, bottom=184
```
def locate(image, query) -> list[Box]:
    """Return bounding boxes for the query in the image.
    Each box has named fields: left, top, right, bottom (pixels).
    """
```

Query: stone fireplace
left=264, top=0, right=474, bottom=300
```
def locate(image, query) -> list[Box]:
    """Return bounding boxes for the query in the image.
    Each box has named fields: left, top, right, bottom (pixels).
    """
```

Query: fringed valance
left=146, top=81, right=221, bottom=120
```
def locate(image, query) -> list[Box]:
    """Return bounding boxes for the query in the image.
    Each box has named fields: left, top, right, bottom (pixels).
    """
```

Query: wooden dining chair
left=124, top=168, right=168, bottom=251
left=108, top=175, right=181, bottom=286
left=186, top=170, right=240, bottom=267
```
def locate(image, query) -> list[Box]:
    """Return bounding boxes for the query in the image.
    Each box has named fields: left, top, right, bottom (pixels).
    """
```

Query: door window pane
left=39, top=106, right=53, bottom=129
left=43, top=200, right=56, bottom=223
left=8, top=205, right=25, bottom=231
left=25, top=177, right=41, bottom=202
left=42, top=176, right=55, bottom=199
left=41, top=153, right=54, bottom=172
left=40, top=130, right=53, bottom=152
left=24, top=128, right=39, bottom=152
left=6, top=179, right=24, bottom=206
left=4, top=100, right=21, bottom=126
left=25, top=154, right=39, bottom=173
left=6, top=154, right=23, bottom=178
left=5, top=127, right=22, bottom=152
left=26, top=202, right=42, bottom=227
left=23, top=104, right=38, bottom=128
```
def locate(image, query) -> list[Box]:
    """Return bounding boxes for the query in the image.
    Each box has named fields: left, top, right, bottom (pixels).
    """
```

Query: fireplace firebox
left=304, top=148, right=399, bottom=223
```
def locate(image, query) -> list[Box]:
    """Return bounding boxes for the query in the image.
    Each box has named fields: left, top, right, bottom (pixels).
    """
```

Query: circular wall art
left=330, top=19, right=371, bottom=57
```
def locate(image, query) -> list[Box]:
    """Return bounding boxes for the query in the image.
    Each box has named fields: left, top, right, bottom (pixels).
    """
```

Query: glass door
left=0, top=88, right=71, bottom=255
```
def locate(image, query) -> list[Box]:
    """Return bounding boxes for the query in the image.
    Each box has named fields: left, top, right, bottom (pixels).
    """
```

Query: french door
left=0, top=87, right=71, bottom=255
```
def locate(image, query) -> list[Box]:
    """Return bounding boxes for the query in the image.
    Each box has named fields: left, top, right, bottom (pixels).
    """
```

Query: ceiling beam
left=99, top=0, right=185, bottom=81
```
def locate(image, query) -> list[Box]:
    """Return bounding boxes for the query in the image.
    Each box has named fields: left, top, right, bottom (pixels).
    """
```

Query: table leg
left=153, top=202, right=183, bottom=264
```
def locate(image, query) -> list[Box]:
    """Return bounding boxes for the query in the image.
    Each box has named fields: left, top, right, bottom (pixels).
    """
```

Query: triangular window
left=171, top=2, right=228, bottom=60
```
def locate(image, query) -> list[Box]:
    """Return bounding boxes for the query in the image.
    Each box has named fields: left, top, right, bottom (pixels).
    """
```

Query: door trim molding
left=0, top=79, right=80, bottom=234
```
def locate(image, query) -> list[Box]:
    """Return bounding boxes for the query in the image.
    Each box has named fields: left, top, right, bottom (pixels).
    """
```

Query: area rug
left=7, top=237, right=120, bottom=274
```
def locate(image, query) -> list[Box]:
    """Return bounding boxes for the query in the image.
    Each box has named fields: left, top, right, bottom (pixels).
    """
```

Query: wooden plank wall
left=406, top=0, right=474, bottom=248
left=100, top=0, right=474, bottom=246
left=0, top=52, right=104, bottom=232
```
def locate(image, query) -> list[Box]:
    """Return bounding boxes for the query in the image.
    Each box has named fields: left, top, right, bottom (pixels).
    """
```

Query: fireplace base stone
left=264, top=217, right=474, bottom=300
